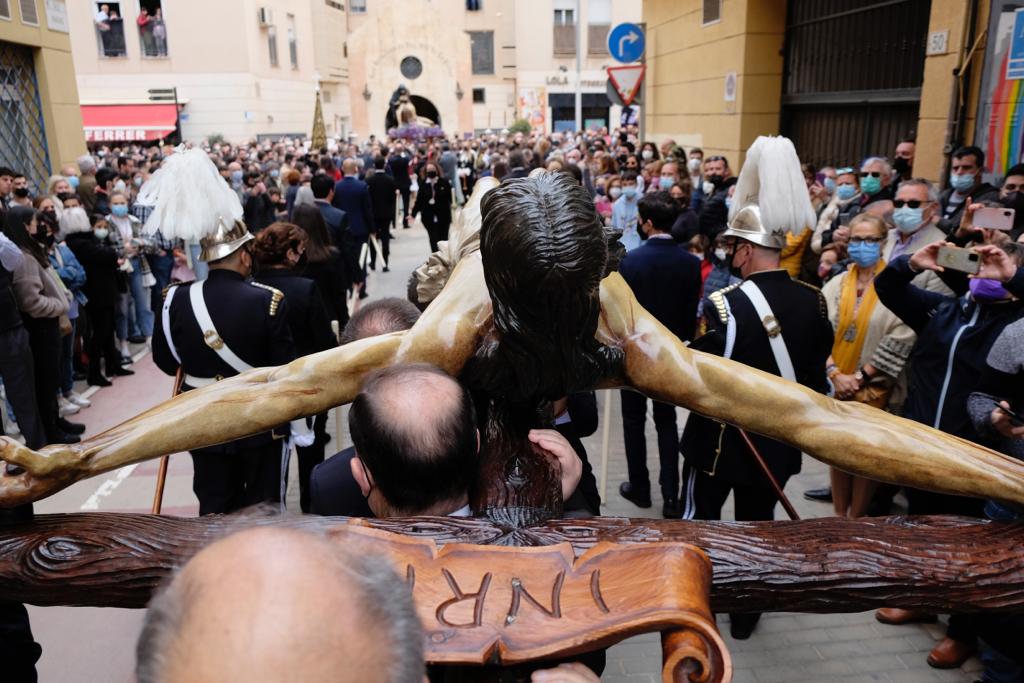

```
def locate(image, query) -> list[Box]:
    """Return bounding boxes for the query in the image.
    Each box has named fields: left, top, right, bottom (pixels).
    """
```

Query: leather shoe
left=662, top=498, right=681, bottom=519
left=57, top=418, right=85, bottom=434
left=803, top=486, right=833, bottom=503
left=875, top=608, right=937, bottom=625
left=88, top=375, right=112, bottom=387
left=110, top=367, right=135, bottom=377
left=729, top=613, right=761, bottom=640
left=53, top=431, right=80, bottom=445
left=618, top=482, right=652, bottom=508
left=927, top=636, right=975, bottom=669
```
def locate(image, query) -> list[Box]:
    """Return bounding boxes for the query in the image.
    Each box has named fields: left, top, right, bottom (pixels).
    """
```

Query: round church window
left=400, top=56, right=423, bottom=80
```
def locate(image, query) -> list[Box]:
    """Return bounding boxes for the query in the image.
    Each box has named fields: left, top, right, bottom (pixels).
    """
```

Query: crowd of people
left=2, top=123, right=1024, bottom=682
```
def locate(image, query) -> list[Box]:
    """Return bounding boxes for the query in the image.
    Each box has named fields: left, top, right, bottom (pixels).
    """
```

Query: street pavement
left=25, top=216, right=980, bottom=682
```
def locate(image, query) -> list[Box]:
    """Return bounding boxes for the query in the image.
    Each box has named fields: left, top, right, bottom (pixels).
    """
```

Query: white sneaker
left=67, top=392, right=91, bottom=408
left=58, top=396, right=80, bottom=416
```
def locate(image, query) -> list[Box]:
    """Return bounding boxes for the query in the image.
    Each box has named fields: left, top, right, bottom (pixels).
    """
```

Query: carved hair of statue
left=349, top=364, right=479, bottom=515
left=467, top=172, right=624, bottom=405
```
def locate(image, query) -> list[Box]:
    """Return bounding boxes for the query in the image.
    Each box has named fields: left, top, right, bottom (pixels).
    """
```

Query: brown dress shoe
left=927, top=636, right=975, bottom=669
left=875, top=608, right=938, bottom=625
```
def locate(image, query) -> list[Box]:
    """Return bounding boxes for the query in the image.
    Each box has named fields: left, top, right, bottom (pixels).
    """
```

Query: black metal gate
left=780, top=0, right=931, bottom=168
left=0, top=42, right=51, bottom=194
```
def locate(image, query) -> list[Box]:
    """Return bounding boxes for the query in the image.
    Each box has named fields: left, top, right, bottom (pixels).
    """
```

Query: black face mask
left=13, top=187, right=29, bottom=198
left=727, top=244, right=745, bottom=279
left=34, top=230, right=54, bottom=248
left=426, top=170, right=438, bottom=179
left=893, top=156, right=911, bottom=176
left=706, top=174, right=724, bottom=188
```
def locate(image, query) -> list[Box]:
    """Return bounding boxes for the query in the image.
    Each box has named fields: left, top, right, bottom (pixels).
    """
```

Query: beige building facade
left=66, top=0, right=642, bottom=144
left=0, top=0, right=86, bottom=190
left=642, top=0, right=993, bottom=184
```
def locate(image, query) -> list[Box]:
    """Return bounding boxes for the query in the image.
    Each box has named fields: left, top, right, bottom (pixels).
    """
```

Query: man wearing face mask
left=10, top=174, right=32, bottom=207
left=611, top=171, right=642, bottom=251
left=995, top=163, right=1024, bottom=241
left=697, top=155, right=734, bottom=240
left=937, top=146, right=999, bottom=235
left=883, top=178, right=953, bottom=295
left=874, top=239, right=1024, bottom=669
left=893, top=138, right=915, bottom=182
left=151, top=152, right=298, bottom=515
left=678, top=136, right=834, bottom=640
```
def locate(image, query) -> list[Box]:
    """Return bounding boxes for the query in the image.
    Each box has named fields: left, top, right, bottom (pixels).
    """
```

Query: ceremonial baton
left=151, top=367, right=185, bottom=514
left=738, top=427, right=800, bottom=521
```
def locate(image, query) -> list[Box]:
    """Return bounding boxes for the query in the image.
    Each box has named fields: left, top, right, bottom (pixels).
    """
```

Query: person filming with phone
left=872, top=237, right=1024, bottom=666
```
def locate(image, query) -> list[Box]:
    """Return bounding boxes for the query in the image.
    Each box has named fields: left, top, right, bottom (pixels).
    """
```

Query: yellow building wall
left=0, top=0, right=86, bottom=173
left=915, top=0, right=989, bottom=183
left=643, top=0, right=785, bottom=169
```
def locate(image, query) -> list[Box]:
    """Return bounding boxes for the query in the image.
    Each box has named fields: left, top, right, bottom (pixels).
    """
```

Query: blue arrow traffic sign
left=607, top=23, right=645, bottom=64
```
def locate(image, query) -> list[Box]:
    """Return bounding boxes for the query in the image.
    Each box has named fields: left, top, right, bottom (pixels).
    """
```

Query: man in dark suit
left=617, top=191, right=703, bottom=519
left=310, top=174, right=347, bottom=248
left=366, top=156, right=398, bottom=272
left=679, top=201, right=833, bottom=639
left=309, top=298, right=421, bottom=517
left=386, top=143, right=412, bottom=228
left=332, top=159, right=374, bottom=298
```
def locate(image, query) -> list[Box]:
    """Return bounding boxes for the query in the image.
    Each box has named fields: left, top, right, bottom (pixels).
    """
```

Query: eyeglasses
left=849, top=237, right=884, bottom=245
left=893, top=199, right=928, bottom=208
left=859, top=171, right=883, bottom=178
left=835, top=167, right=855, bottom=175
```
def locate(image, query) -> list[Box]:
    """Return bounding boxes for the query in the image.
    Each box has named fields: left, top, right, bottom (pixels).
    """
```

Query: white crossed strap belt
left=723, top=280, right=797, bottom=382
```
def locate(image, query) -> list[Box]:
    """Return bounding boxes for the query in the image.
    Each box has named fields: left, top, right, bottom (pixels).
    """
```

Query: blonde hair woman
left=822, top=213, right=915, bottom=517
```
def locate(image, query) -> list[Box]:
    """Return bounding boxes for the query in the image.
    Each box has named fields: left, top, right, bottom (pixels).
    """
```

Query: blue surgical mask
left=659, top=176, right=674, bottom=190
left=725, top=196, right=733, bottom=209
left=836, top=184, right=856, bottom=201
left=94, top=228, right=109, bottom=240
left=623, top=186, right=637, bottom=199
left=111, top=205, right=128, bottom=217
left=230, top=170, right=243, bottom=184
left=950, top=172, right=976, bottom=194
left=824, top=177, right=836, bottom=195
left=892, top=206, right=924, bottom=234
left=67, top=175, right=80, bottom=189
left=860, top=175, right=881, bottom=195
left=847, top=240, right=881, bottom=268
left=270, top=169, right=280, bottom=178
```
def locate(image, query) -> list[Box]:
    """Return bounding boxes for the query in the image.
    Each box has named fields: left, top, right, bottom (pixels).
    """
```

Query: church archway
left=385, top=95, right=442, bottom=131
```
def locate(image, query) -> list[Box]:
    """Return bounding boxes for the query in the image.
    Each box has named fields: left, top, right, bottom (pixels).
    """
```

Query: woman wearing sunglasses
left=858, top=157, right=895, bottom=203
left=821, top=213, right=914, bottom=517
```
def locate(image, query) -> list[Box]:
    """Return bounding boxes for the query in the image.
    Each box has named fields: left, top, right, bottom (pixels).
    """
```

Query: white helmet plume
left=728, top=136, right=815, bottom=237
left=135, top=145, right=243, bottom=241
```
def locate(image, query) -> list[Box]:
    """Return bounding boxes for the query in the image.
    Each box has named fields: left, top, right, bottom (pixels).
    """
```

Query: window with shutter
left=702, top=0, right=721, bottom=26
left=0, top=0, right=11, bottom=20
left=19, top=0, right=38, bottom=25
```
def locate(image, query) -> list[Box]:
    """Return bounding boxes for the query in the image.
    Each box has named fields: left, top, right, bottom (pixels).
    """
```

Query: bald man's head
left=349, top=364, right=478, bottom=516
left=342, top=158, right=359, bottom=176
left=136, top=528, right=423, bottom=683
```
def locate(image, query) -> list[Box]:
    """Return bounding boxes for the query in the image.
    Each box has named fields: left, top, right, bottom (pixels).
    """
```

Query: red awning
left=81, top=104, right=177, bottom=143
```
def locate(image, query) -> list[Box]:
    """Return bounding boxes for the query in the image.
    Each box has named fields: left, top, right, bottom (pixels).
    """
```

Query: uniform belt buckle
left=203, top=330, right=225, bottom=351
left=762, top=314, right=782, bottom=338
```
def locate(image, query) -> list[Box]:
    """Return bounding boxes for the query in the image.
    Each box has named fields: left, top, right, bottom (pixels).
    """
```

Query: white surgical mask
left=641, top=149, right=653, bottom=161
left=609, top=187, right=622, bottom=199
left=714, top=247, right=728, bottom=261
left=688, top=158, right=702, bottom=173
left=113, top=179, right=127, bottom=194
left=702, top=181, right=715, bottom=196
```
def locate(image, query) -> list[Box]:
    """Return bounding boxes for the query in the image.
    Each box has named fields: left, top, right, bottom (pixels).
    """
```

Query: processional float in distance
left=1, top=139, right=1023, bottom=682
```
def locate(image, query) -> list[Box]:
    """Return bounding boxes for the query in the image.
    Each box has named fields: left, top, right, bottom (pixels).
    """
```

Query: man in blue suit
left=617, top=191, right=703, bottom=518
left=331, top=159, right=375, bottom=298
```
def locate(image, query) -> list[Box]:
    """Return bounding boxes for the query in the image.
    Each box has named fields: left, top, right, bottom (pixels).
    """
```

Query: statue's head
left=469, top=172, right=623, bottom=404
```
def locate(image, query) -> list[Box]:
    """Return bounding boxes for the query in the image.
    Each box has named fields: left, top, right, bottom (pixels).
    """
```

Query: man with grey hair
left=859, top=156, right=894, bottom=203
left=75, top=154, right=98, bottom=213
left=885, top=178, right=953, bottom=295
left=135, top=527, right=425, bottom=683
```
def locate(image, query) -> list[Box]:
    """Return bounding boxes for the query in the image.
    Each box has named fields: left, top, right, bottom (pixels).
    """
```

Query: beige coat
left=822, top=269, right=916, bottom=380
left=11, top=250, right=70, bottom=320
left=883, top=224, right=954, bottom=296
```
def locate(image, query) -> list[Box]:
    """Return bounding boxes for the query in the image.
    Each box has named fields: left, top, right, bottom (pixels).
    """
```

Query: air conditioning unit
left=257, top=7, right=273, bottom=27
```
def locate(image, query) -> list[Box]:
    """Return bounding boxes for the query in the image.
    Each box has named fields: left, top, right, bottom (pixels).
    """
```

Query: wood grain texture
left=1, top=513, right=1021, bottom=615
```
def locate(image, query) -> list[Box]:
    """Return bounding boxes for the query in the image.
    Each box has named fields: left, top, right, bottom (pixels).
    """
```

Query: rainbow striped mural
left=985, top=49, right=1024, bottom=176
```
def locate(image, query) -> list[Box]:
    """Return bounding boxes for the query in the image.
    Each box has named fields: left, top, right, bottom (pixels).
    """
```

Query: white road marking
left=79, top=464, right=137, bottom=510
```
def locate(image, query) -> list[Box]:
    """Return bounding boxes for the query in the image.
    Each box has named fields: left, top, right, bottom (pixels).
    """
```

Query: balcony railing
left=138, top=13, right=169, bottom=58
left=95, top=18, right=127, bottom=58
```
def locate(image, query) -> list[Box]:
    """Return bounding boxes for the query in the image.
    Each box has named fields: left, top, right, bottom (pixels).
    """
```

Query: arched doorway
left=385, top=95, right=442, bottom=130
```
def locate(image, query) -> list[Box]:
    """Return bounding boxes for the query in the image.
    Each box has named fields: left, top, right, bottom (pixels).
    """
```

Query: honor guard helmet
left=136, top=145, right=248, bottom=261
left=720, top=136, right=816, bottom=251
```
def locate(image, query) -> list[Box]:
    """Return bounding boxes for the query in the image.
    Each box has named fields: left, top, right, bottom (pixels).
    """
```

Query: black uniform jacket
left=253, top=269, right=336, bottom=359
left=679, top=269, right=834, bottom=485
left=152, top=269, right=297, bottom=451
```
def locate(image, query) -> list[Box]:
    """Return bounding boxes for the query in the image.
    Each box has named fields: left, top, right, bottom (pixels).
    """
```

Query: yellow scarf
left=832, top=260, right=885, bottom=374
